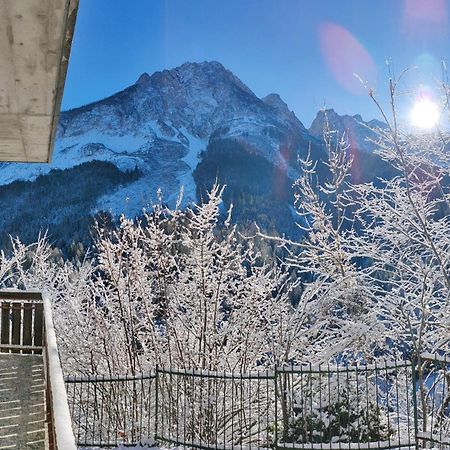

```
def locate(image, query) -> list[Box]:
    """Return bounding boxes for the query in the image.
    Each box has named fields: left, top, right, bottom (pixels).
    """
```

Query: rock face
left=309, top=108, right=385, bottom=153
left=0, top=61, right=389, bottom=247
left=308, top=108, right=394, bottom=184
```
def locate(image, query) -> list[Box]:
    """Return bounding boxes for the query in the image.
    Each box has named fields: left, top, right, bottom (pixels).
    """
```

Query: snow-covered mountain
left=0, top=61, right=313, bottom=215
left=0, top=61, right=387, bottom=252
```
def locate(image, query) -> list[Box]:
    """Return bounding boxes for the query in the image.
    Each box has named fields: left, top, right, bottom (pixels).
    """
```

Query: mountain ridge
left=309, top=108, right=385, bottom=153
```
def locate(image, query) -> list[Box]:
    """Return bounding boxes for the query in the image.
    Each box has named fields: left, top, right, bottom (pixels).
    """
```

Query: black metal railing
left=65, top=372, right=156, bottom=448
left=416, top=353, right=450, bottom=449
left=156, top=368, right=275, bottom=449
left=65, top=356, right=450, bottom=449
left=275, top=360, right=415, bottom=449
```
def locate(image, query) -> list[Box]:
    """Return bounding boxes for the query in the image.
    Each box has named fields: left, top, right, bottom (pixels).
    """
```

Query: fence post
left=274, top=365, right=278, bottom=448
left=411, top=356, right=419, bottom=449
left=155, top=365, right=159, bottom=443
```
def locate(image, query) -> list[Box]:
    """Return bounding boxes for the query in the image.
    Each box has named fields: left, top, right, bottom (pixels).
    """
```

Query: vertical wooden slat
left=1, top=302, right=10, bottom=352
left=23, top=302, right=33, bottom=354
left=0, top=303, right=3, bottom=348
left=34, top=302, right=44, bottom=354
left=11, top=303, right=22, bottom=353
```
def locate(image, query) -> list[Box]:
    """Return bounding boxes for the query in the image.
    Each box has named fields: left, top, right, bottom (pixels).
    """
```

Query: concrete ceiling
left=0, top=0, right=78, bottom=162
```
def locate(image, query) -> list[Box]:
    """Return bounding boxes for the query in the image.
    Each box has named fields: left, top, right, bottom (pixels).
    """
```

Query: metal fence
left=156, top=368, right=275, bottom=448
left=65, top=373, right=156, bottom=447
left=65, top=355, right=450, bottom=449
left=275, top=360, right=415, bottom=449
left=416, top=353, right=450, bottom=449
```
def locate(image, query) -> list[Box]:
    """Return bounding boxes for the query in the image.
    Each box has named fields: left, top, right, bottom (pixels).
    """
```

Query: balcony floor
left=0, top=353, right=46, bottom=449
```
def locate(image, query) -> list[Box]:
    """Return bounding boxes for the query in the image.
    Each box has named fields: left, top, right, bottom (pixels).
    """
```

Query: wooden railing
left=0, top=290, right=43, bottom=353
left=0, top=290, right=76, bottom=450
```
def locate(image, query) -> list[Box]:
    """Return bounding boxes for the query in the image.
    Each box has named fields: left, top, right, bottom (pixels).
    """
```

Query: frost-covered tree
left=354, top=76, right=450, bottom=431
left=271, top=74, right=450, bottom=365
left=350, top=76, right=450, bottom=362
left=41, top=185, right=307, bottom=377
left=273, top=73, right=450, bottom=437
left=259, top=119, right=385, bottom=363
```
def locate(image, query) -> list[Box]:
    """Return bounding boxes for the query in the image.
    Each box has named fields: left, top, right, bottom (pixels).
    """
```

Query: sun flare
left=410, top=98, right=440, bottom=129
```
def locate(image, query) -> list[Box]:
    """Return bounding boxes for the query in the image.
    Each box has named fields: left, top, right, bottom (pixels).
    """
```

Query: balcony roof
left=0, top=0, right=78, bottom=163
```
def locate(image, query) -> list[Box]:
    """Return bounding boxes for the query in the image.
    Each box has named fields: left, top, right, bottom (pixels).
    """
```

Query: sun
left=410, top=98, right=440, bottom=129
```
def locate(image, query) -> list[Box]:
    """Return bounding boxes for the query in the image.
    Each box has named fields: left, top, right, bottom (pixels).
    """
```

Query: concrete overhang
left=0, top=0, right=78, bottom=162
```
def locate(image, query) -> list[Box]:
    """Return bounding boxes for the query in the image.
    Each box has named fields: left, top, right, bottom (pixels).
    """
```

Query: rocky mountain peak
left=57, top=60, right=310, bottom=192
left=134, top=61, right=255, bottom=98
left=177, top=60, right=256, bottom=96
left=262, top=93, right=290, bottom=113
left=309, top=108, right=383, bottom=153
left=309, top=108, right=344, bottom=137
left=135, top=72, right=151, bottom=86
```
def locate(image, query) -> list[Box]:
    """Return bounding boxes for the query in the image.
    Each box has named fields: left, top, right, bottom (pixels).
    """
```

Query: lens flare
left=319, top=22, right=376, bottom=94
left=410, top=98, right=439, bottom=129
left=403, top=0, right=447, bottom=35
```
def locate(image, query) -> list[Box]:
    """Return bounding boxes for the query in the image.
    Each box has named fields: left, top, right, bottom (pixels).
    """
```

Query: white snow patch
left=0, top=162, right=53, bottom=186
left=58, top=130, right=148, bottom=154
left=175, top=128, right=206, bottom=203
left=178, top=128, right=205, bottom=171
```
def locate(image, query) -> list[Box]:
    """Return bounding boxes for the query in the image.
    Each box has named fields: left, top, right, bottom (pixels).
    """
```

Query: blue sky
left=62, top=0, right=450, bottom=126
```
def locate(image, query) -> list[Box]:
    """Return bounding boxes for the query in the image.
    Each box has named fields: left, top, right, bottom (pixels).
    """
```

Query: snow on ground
left=0, top=161, right=53, bottom=185
left=0, top=139, right=144, bottom=187
left=80, top=445, right=181, bottom=450
left=80, top=447, right=154, bottom=450
left=0, top=128, right=150, bottom=186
